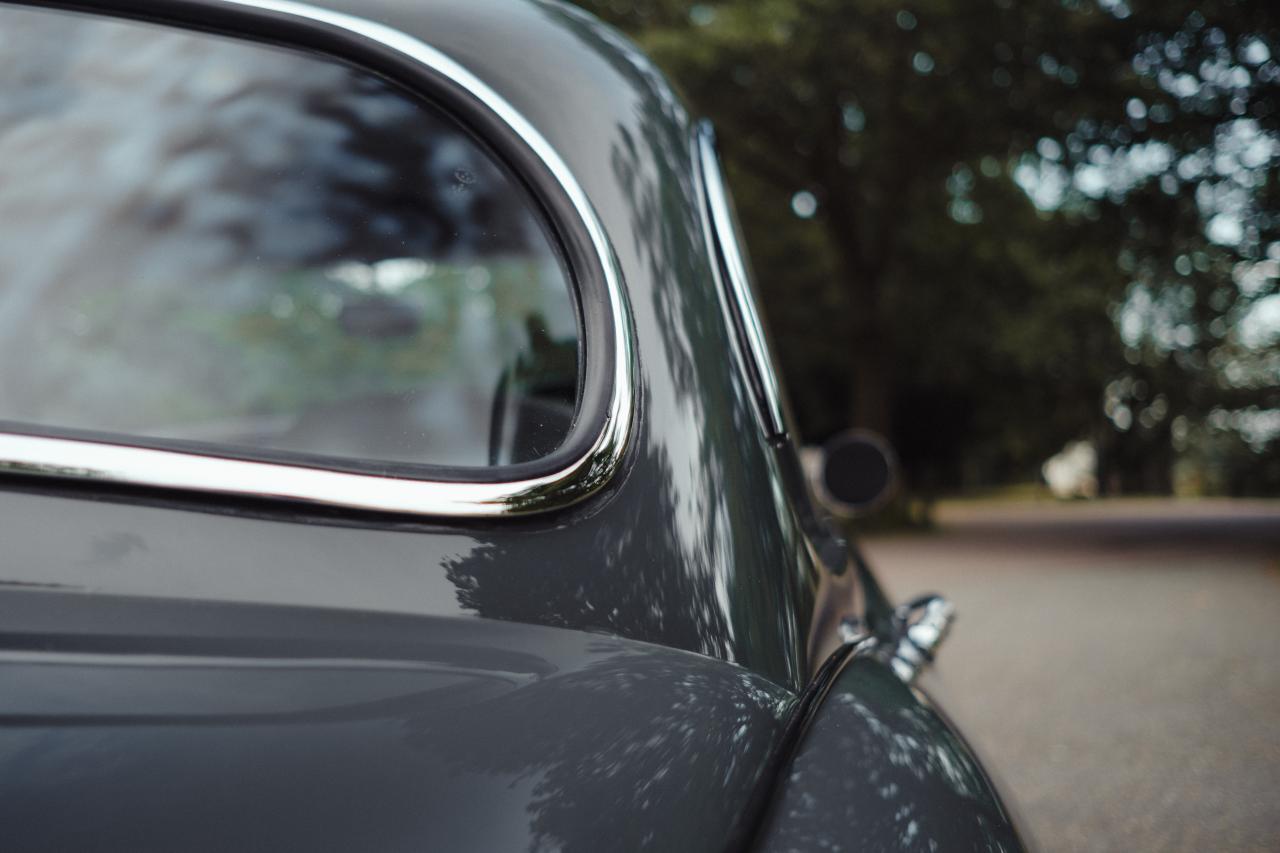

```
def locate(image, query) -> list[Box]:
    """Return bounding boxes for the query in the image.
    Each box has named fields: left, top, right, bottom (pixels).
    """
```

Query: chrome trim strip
left=692, top=127, right=770, bottom=439
left=694, top=122, right=788, bottom=439
left=0, top=0, right=634, bottom=518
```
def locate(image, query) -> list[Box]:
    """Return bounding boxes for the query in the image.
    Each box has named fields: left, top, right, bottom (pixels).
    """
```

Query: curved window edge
left=694, top=121, right=788, bottom=440
left=0, top=0, right=636, bottom=518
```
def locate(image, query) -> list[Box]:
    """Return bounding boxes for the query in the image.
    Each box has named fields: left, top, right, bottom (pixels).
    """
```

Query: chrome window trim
left=0, top=0, right=635, bottom=518
left=694, top=121, right=788, bottom=440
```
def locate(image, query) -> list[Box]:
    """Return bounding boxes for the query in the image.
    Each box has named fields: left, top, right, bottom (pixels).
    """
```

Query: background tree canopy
left=575, top=0, right=1280, bottom=498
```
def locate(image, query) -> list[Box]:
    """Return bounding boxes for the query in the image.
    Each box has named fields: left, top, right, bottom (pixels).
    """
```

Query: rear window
left=0, top=6, right=579, bottom=470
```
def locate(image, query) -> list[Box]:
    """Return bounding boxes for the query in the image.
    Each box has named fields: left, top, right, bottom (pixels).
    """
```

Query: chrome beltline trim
left=0, top=0, right=635, bottom=518
left=694, top=123, right=787, bottom=439
left=692, top=126, right=769, bottom=439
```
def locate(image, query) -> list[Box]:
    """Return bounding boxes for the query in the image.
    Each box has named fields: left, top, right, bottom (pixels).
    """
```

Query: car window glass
left=0, top=5, right=579, bottom=470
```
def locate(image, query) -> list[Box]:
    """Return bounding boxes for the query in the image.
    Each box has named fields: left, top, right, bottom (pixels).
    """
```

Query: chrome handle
left=889, top=594, right=956, bottom=683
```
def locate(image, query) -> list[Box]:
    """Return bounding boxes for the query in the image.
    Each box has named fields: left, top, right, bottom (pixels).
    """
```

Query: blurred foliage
left=576, top=0, right=1280, bottom=496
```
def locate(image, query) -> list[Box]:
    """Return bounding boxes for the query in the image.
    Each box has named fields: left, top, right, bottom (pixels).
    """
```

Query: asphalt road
left=860, top=499, right=1280, bottom=853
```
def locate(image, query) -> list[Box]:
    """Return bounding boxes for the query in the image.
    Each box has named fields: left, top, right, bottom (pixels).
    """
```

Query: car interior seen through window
left=0, top=5, right=580, bottom=471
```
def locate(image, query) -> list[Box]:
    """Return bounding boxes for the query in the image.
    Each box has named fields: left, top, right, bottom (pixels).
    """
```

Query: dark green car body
left=0, top=1, right=1027, bottom=850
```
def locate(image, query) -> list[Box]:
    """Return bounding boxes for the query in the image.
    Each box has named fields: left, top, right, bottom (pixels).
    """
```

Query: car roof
left=306, top=0, right=689, bottom=234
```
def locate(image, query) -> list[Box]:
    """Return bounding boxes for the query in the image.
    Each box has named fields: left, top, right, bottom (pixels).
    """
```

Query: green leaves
left=580, top=0, right=1279, bottom=494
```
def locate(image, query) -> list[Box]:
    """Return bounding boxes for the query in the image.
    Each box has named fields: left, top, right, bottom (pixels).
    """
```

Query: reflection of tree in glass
left=0, top=6, right=576, bottom=466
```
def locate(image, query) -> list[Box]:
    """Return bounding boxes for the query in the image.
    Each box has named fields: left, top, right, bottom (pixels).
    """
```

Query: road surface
left=860, top=499, right=1280, bottom=852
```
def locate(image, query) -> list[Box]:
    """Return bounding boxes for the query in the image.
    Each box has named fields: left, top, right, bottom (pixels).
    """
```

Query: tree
left=577, top=0, right=1280, bottom=495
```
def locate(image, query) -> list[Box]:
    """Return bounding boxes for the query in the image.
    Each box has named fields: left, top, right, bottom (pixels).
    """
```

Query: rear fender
left=753, top=652, right=1027, bottom=852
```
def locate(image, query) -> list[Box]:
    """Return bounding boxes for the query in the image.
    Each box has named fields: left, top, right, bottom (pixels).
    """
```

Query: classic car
left=0, top=1, right=1028, bottom=850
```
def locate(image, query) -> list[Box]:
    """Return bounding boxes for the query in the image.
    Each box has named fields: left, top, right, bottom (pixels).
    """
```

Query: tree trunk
left=837, top=244, right=891, bottom=436
left=850, top=325, right=891, bottom=436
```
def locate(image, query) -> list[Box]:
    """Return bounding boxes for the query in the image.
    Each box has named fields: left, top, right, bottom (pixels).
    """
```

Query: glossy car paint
left=0, top=1, right=1025, bottom=850
left=3, top=0, right=820, bottom=683
left=756, top=654, right=1027, bottom=852
left=0, top=589, right=791, bottom=852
